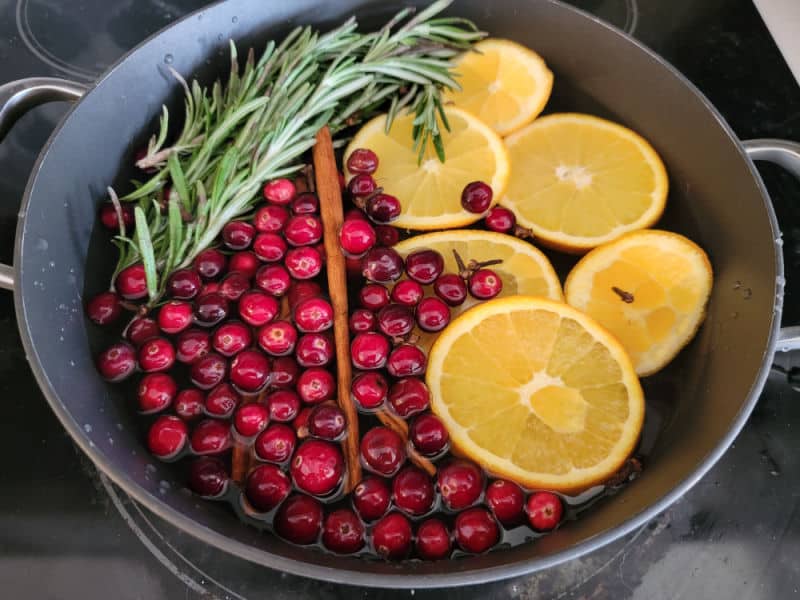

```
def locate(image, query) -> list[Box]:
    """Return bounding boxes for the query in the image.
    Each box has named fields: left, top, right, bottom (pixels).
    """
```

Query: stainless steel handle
left=0, top=77, right=88, bottom=290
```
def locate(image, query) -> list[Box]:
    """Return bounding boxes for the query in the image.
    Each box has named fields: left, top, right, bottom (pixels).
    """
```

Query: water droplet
left=58, top=336, right=64, bottom=342
left=231, top=15, right=238, bottom=23
left=84, top=423, right=93, bottom=433
left=69, top=360, right=75, bottom=367
left=108, top=437, right=114, bottom=446
left=145, top=463, right=157, bottom=474
left=58, top=303, right=67, bottom=310
left=164, top=53, right=174, bottom=64
left=116, top=423, right=124, bottom=430
left=49, top=261, right=55, bottom=268
left=35, top=238, right=48, bottom=251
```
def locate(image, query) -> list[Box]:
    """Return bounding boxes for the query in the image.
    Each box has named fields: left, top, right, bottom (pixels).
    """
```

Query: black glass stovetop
left=2, top=1, right=799, bottom=598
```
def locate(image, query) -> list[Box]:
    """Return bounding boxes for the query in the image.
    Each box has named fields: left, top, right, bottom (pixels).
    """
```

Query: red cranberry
left=222, top=221, right=256, bottom=250
left=349, top=308, right=376, bottom=334
left=174, top=388, right=205, bottom=421
left=296, top=367, right=336, bottom=404
left=365, top=193, right=401, bottom=224
left=255, top=423, right=296, bottom=463
left=157, top=300, right=193, bottom=334
left=99, top=200, right=134, bottom=231
left=434, top=273, right=468, bottom=306
left=388, top=378, right=430, bottom=418
left=469, top=269, right=503, bottom=300
left=126, top=317, right=159, bottom=346
left=194, top=248, right=227, bottom=279
left=253, top=232, right=287, bottom=262
left=291, top=440, right=343, bottom=496
left=352, top=476, right=391, bottom=521
left=307, top=404, right=346, bottom=440
left=97, top=342, right=137, bottom=382
left=351, top=372, right=388, bottom=410
left=188, top=456, right=229, bottom=497
left=346, top=148, right=379, bottom=174
left=347, top=173, right=377, bottom=197
left=138, top=337, right=175, bottom=372
left=86, top=291, right=122, bottom=325
left=167, top=269, right=202, bottom=299
left=323, top=508, right=366, bottom=554
left=410, top=413, right=449, bottom=456
left=230, top=349, right=270, bottom=393
left=290, top=192, right=319, bottom=215
left=147, top=415, right=188, bottom=459
left=339, top=218, right=376, bottom=259
left=229, top=251, right=259, bottom=279
left=359, top=283, right=390, bottom=311
left=256, top=321, right=297, bottom=357
left=271, top=356, right=300, bottom=388
left=393, top=466, right=435, bottom=516
left=263, top=178, right=297, bottom=205
left=245, top=464, right=291, bottom=512
left=351, top=332, right=390, bottom=370
left=194, top=292, right=229, bottom=327
left=284, top=246, right=323, bottom=280
left=295, top=333, right=333, bottom=367
left=372, top=512, right=412, bottom=559
left=175, top=328, right=211, bottom=364
left=293, top=297, right=333, bottom=333
left=212, top=321, right=251, bottom=357
left=362, top=247, right=404, bottom=283
left=204, top=382, right=241, bottom=418
left=461, top=181, right=493, bottom=214
left=287, top=280, right=322, bottom=310
left=255, top=264, right=291, bottom=296
left=438, top=460, right=484, bottom=510
left=190, top=352, right=227, bottom=389
left=485, top=205, right=516, bottom=233
left=199, top=281, right=220, bottom=296
left=486, top=480, right=525, bottom=526
left=376, top=304, right=414, bottom=339
left=190, top=419, right=231, bottom=455
left=267, top=389, right=301, bottom=422
left=360, top=426, right=405, bottom=476
left=526, top=491, right=563, bottom=531
left=116, top=263, right=147, bottom=300
left=416, top=518, right=451, bottom=560
left=454, top=507, right=499, bottom=553
left=391, top=280, right=423, bottom=307
left=238, top=290, right=279, bottom=327
left=293, top=406, right=313, bottom=433
left=386, top=343, right=426, bottom=378
left=219, top=272, right=250, bottom=301
left=415, top=297, right=450, bottom=332
left=137, top=373, right=177, bottom=414
left=284, top=215, right=322, bottom=247
left=375, top=225, right=400, bottom=247
left=405, top=249, right=444, bottom=284
left=274, top=494, right=323, bottom=544
left=254, top=204, right=289, bottom=233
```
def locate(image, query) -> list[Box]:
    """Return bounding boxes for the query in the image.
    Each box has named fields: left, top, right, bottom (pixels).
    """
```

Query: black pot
left=1, top=0, right=799, bottom=588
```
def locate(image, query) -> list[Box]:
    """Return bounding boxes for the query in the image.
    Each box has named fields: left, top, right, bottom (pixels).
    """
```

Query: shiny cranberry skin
left=190, top=419, right=231, bottom=455
left=351, top=332, right=390, bottom=370
left=199, top=281, right=220, bottom=296
left=174, top=388, right=204, bottom=421
left=455, top=507, right=499, bottom=553
left=322, top=508, right=365, bottom=554
left=372, top=512, right=412, bottom=559
left=211, top=321, right=251, bottom=357
left=434, top=273, right=468, bottom=306
left=393, top=466, right=435, bottom=516
left=346, top=148, right=379, bottom=174
left=295, top=333, right=333, bottom=367
left=267, top=389, right=301, bottom=422
left=469, top=268, right=503, bottom=300
left=245, top=464, right=291, bottom=512
left=359, top=283, right=389, bottom=311
left=375, top=225, right=400, bottom=247
left=293, top=407, right=313, bottom=433
left=284, top=246, right=323, bottom=280
left=147, top=415, right=188, bottom=459
left=253, top=232, right=287, bottom=262
left=386, top=343, right=426, bottom=378
left=219, top=272, right=250, bottom=301
left=486, top=480, right=525, bottom=526
left=438, top=460, right=484, bottom=510
left=349, top=308, right=376, bottom=333
left=255, top=423, right=296, bottom=463
left=222, top=221, right=256, bottom=250
left=461, top=181, right=493, bottom=213
left=194, top=248, right=227, bottom=279
left=205, top=382, right=241, bottom=418
left=138, top=337, right=175, bottom=372
left=291, top=440, right=343, bottom=496
left=410, top=413, right=449, bottom=456
left=296, top=368, right=336, bottom=404
left=263, top=178, right=296, bottom=205
left=190, top=352, right=227, bottom=389
left=415, top=297, right=450, bottom=332
left=97, top=342, right=137, bottom=382
left=255, top=264, right=291, bottom=296
left=339, top=218, right=376, bottom=258
left=137, top=373, right=177, bottom=414
left=307, top=404, right=346, bottom=440
left=229, top=349, right=270, bottom=393
left=351, top=372, right=388, bottom=410
left=290, top=192, right=319, bottom=215
left=365, top=193, right=401, bottom=224
left=362, top=247, right=404, bottom=283
left=157, top=300, right=193, bottom=334
left=127, top=317, right=159, bottom=346
left=352, top=477, right=390, bottom=521
left=229, top=251, right=259, bottom=279
left=188, top=456, right=229, bottom=497
left=347, top=173, right=377, bottom=197
left=167, top=269, right=202, bottom=299
left=284, top=215, right=323, bottom=247
left=293, top=296, right=333, bottom=333
left=526, top=491, right=563, bottom=531
left=99, top=200, right=134, bottom=231
left=405, top=249, right=444, bottom=284
left=377, top=304, right=414, bottom=339
left=193, top=292, right=229, bottom=327
left=238, top=290, right=279, bottom=327
left=175, top=329, right=211, bottom=364
left=388, top=378, right=430, bottom=418
left=288, top=280, right=322, bottom=309
left=86, top=291, right=123, bottom=325
left=253, top=320, right=295, bottom=357
left=391, top=280, right=423, bottom=307
left=254, top=204, right=289, bottom=233
left=416, top=518, right=451, bottom=560
left=274, top=494, right=323, bottom=544
left=271, top=356, right=300, bottom=389
left=360, top=426, right=405, bottom=476
left=116, top=263, right=147, bottom=300
left=484, top=205, right=516, bottom=233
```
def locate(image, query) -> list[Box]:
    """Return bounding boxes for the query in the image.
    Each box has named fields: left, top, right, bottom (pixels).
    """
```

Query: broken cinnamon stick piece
left=376, top=408, right=437, bottom=477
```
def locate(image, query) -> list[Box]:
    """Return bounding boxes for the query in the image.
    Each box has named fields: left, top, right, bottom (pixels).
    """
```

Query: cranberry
left=245, top=464, right=291, bottom=512
left=293, top=297, right=333, bottom=333
left=229, top=251, right=260, bottom=279
left=352, top=476, right=391, bottom=521
left=410, top=413, right=449, bottom=456
left=126, top=317, right=159, bottom=346
left=290, top=192, right=319, bottom=215
left=116, top=263, right=147, bottom=300
left=219, top=271, right=250, bottom=301
left=388, top=378, right=430, bottom=418
left=346, top=148, right=379, bottom=174
left=372, top=512, right=412, bottom=559
left=271, top=356, right=300, bottom=389
left=204, top=382, right=241, bottom=418
left=230, top=349, right=270, bottom=393
left=194, top=248, right=227, bottom=279
left=351, top=332, right=390, bottom=370
left=147, top=415, right=188, bottom=459
left=362, top=247, right=404, bottom=283
left=137, top=373, right=177, bottom=414
left=365, top=193, right=401, bottom=224
left=526, top=491, right=563, bottom=531
left=263, top=178, right=296, bottom=205
left=461, top=181, right=493, bottom=214
left=391, top=280, right=423, bottom=307
left=322, top=508, right=365, bottom=554
left=199, top=281, right=220, bottom=296
left=486, top=480, right=525, bottom=526
left=416, top=518, right=451, bottom=560
left=347, top=173, right=377, bottom=197
left=359, top=283, right=390, bottom=311
left=360, top=426, right=405, bottom=476
left=293, top=406, right=313, bottom=433
left=222, top=221, right=256, bottom=250
left=254, top=320, right=295, bottom=357
left=295, top=333, right=333, bottom=367
left=138, top=337, right=175, bottom=372
left=167, top=269, right=202, bottom=299
left=284, top=246, right=323, bottom=280
left=339, top=218, right=376, bottom=258
left=190, top=352, right=227, bottom=389
left=255, top=264, right=291, bottom=296
left=434, top=273, right=468, bottom=306
left=211, top=321, right=251, bottom=357
left=97, top=342, right=137, bottom=382
left=188, top=456, right=229, bottom=497
left=291, top=440, right=343, bottom=496
left=253, top=232, right=287, bottom=262
left=485, top=205, right=516, bottom=233
left=349, top=308, right=376, bottom=333
left=194, top=292, right=229, bottom=327
left=415, top=296, right=450, bottom=332
left=175, top=328, right=211, bottom=364
left=377, top=304, right=414, bottom=339
left=174, top=388, right=205, bottom=421
left=454, top=507, right=499, bottom=553
left=287, top=280, right=322, bottom=309
left=284, top=215, right=322, bottom=247
left=254, top=204, right=289, bottom=233
left=375, top=225, right=400, bottom=247
left=307, top=404, right=346, bottom=440
left=469, top=269, right=503, bottom=300
left=296, top=367, right=336, bottom=404
left=99, top=200, right=134, bottom=231
left=157, top=300, right=193, bottom=334
left=386, top=343, right=426, bottom=378
left=238, top=290, right=279, bottom=327
left=274, top=493, right=323, bottom=544
left=405, top=249, right=443, bottom=284
left=393, top=466, right=435, bottom=516
left=438, top=460, right=484, bottom=510
left=267, top=389, right=301, bottom=422
left=190, top=419, right=231, bottom=455
left=351, top=371, right=388, bottom=410
left=86, top=291, right=123, bottom=325
left=255, top=423, right=296, bottom=463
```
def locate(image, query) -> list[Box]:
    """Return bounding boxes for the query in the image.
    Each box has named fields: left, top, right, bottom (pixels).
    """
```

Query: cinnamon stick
left=376, top=408, right=437, bottom=477
left=313, top=126, right=362, bottom=493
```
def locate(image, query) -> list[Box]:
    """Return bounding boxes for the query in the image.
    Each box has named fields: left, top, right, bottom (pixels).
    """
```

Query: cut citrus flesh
left=564, top=229, right=712, bottom=376
left=502, top=113, right=668, bottom=253
left=443, top=38, right=554, bottom=136
left=427, top=296, right=644, bottom=492
left=343, top=106, right=509, bottom=230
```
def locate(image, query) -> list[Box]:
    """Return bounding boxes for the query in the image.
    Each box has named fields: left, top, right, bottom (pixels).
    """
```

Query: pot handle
left=0, top=77, right=88, bottom=290
left=743, top=138, right=800, bottom=352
